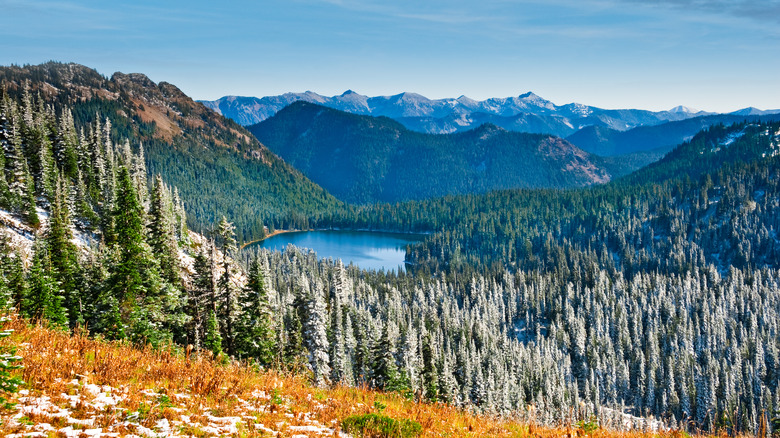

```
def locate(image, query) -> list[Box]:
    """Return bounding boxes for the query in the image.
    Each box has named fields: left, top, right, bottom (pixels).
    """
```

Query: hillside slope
left=249, top=101, right=616, bottom=204
left=0, top=318, right=677, bottom=437
left=567, top=112, right=780, bottom=156
left=0, top=62, right=342, bottom=242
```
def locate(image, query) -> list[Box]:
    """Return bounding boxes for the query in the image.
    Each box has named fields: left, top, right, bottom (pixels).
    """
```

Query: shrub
left=342, top=413, right=422, bottom=438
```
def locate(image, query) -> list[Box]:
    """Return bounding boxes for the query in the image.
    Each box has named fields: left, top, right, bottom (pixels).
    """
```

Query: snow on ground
left=4, top=378, right=346, bottom=437
left=718, top=128, right=746, bottom=148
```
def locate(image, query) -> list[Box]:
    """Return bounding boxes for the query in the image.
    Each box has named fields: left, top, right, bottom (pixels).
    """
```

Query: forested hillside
left=264, top=120, right=780, bottom=433
left=0, top=88, right=276, bottom=362
left=0, top=62, right=342, bottom=242
left=567, top=112, right=780, bottom=157
left=1, top=60, right=779, bottom=435
left=249, top=101, right=626, bottom=204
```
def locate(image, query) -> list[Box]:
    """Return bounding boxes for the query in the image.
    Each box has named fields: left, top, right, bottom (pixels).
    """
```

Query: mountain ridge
left=0, top=61, right=343, bottom=242
left=200, top=90, right=726, bottom=133
left=248, top=101, right=626, bottom=204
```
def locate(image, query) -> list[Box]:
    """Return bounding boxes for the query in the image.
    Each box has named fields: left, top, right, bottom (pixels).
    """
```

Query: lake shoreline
left=240, top=227, right=431, bottom=250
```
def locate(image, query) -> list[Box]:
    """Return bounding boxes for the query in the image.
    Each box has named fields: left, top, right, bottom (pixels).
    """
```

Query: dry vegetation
left=0, top=317, right=721, bottom=438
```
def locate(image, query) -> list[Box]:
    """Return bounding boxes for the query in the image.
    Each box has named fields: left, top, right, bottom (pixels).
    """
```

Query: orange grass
left=0, top=318, right=736, bottom=438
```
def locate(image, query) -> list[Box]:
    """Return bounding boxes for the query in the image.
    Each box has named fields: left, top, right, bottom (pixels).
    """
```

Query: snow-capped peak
left=669, top=105, right=698, bottom=114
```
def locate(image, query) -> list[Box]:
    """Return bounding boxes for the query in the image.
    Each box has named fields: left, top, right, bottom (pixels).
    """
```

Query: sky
left=1, top=0, right=779, bottom=112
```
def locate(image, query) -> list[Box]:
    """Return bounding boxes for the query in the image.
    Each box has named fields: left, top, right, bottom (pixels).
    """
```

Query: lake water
left=254, top=230, right=425, bottom=272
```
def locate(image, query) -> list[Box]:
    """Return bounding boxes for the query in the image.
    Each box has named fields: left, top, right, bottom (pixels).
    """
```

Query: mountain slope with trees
left=249, top=101, right=622, bottom=204
left=0, top=62, right=342, bottom=243
left=567, top=112, right=780, bottom=156
left=0, top=86, right=276, bottom=361
left=1, top=61, right=779, bottom=435
left=277, top=121, right=780, bottom=433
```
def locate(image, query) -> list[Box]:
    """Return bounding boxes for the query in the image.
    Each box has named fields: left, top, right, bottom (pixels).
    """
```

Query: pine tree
left=304, top=280, right=330, bottom=387
left=330, top=260, right=349, bottom=384
left=22, top=239, right=67, bottom=328
left=422, top=335, right=439, bottom=402
left=188, top=246, right=213, bottom=350
left=148, top=174, right=180, bottom=286
left=0, top=91, right=13, bottom=208
left=106, top=165, right=169, bottom=344
left=371, top=322, right=397, bottom=390
left=108, top=165, right=147, bottom=302
left=235, top=257, right=276, bottom=365
left=46, top=176, right=82, bottom=327
left=203, top=310, right=223, bottom=357
left=54, top=107, right=79, bottom=180
left=283, top=306, right=306, bottom=369
left=216, top=216, right=238, bottom=355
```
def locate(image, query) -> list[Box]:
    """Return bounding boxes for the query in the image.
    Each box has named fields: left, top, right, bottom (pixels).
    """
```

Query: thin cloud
left=630, top=0, right=780, bottom=24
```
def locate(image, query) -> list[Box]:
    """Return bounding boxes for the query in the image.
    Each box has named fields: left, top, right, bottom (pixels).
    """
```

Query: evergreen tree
left=46, top=176, right=82, bottom=327
left=422, top=335, right=439, bottom=402
left=235, top=256, right=276, bottom=365
left=203, top=310, right=223, bottom=357
left=371, top=322, right=397, bottom=390
left=216, top=216, right=238, bottom=354
left=304, top=280, right=330, bottom=387
left=148, top=174, right=180, bottom=286
left=187, top=246, right=213, bottom=350
left=22, top=239, right=67, bottom=328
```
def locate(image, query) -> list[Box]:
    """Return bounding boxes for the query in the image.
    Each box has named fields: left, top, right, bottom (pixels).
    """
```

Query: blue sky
left=1, top=0, right=778, bottom=112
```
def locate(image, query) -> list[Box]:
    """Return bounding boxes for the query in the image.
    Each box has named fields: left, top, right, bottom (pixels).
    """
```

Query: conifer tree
left=284, top=306, right=306, bottom=368
left=148, top=174, right=180, bottom=286
left=204, top=310, right=223, bottom=357
left=304, top=280, right=330, bottom=387
left=46, top=176, right=82, bottom=327
left=216, top=216, right=238, bottom=354
left=188, top=246, right=213, bottom=350
left=54, top=107, right=79, bottom=180
left=23, top=239, right=67, bottom=328
left=106, top=165, right=169, bottom=344
left=371, top=322, right=397, bottom=390
left=422, top=335, right=439, bottom=402
left=235, top=257, right=276, bottom=365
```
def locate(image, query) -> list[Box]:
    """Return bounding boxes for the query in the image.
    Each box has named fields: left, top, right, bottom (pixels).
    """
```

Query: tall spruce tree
left=216, top=216, right=238, bottom=354
left=235, top=256, right=276, bottom=365
left=148, top=174, right=180, bottom=286
left=23, top=239, right=67, bottom=328
left=46, top=176, right=82, bottom=327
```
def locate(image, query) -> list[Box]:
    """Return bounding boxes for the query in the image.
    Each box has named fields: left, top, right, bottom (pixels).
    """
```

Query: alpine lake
left=250, top=230, right=427, bottom=272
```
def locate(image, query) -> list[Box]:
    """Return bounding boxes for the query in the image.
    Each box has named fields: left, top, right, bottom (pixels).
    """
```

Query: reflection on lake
left=252, top=230, right=426, bottom=272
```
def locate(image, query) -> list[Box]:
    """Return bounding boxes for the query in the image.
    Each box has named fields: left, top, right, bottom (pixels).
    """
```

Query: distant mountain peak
left=201, top=90, right=719, bottom=134
left=669, top=105, right=698, bottom=114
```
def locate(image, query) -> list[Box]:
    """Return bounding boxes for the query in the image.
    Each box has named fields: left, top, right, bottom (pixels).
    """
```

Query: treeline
left=0, top=87, right=275, bottom=362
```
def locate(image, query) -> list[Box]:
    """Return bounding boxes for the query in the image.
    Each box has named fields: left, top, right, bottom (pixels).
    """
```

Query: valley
left=0, top=62, right=778, bottom=437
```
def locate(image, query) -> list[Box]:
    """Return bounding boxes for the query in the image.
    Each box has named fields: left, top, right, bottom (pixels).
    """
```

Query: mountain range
left=201, top=91, right=720, bottom=137
left=201, top=90, right=779, bottom=139
left=248, top=101, right=632, bottom=204
left=566, top=112, right=780, bottom=157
